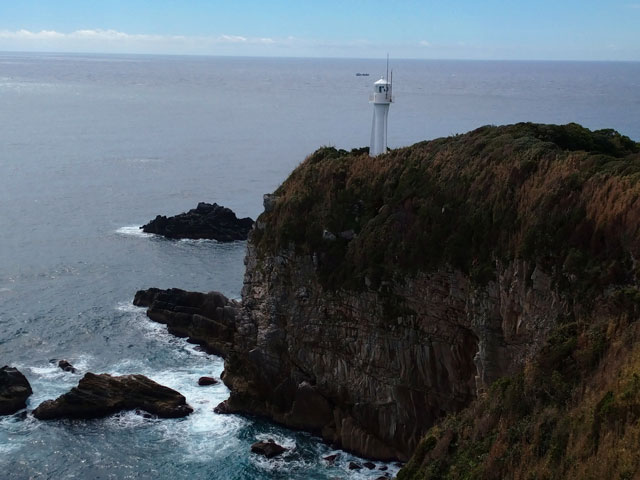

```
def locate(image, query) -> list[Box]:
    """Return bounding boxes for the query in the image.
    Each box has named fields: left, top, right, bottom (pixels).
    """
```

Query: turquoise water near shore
left=0, top=53, right=639, bottom=479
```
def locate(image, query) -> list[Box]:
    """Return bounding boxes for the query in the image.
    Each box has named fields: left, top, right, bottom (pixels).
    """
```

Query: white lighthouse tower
left=369, top=72, right=393, bottom=156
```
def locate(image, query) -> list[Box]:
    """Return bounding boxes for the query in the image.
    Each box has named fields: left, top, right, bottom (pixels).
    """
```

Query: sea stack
left=141, top=202, right=253, bottom=241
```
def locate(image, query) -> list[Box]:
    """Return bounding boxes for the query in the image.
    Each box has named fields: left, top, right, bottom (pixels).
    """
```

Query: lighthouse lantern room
left=369, top=74, right=392, bottom=157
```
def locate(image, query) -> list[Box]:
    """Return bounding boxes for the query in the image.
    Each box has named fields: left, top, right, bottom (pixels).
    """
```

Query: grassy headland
left=252, top=123, right=640, bottom=478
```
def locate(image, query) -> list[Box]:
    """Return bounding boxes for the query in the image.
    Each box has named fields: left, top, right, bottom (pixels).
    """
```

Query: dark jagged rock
left=0, top=366, right=33, bottom=415
left=213, top=402, right=230, bottom=414
left=348, top=462, right=362, bottom=470
left=132, top=287, right=161, bottom=308
left=141, top=202, right=253, bottom=241
left=33, top=373, right=192, bottom=420
left=198, top=376, right=218, bottom=386
left=323, top=453, right=340, bottom=464
left=133, top=287, right=239, bottom=358
left=250, top=439, right=287, bottom=458
left=363, top=461, right=376, bottom=469
left=135, top=409, right=154, bottom=419
left=58, top=359, right=76, bottom=373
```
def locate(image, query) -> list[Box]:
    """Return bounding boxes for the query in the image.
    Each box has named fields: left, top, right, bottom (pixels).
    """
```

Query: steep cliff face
left=216, top=123, right=640, bottom=462
left=220, top=246, right=564, bottom=460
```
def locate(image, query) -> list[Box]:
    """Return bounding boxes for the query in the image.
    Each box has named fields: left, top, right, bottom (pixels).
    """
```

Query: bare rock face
left=33, top=373, right=192, bottom=420
left=141, top=202, right=253, bottom=241
left=216, top=240, right=563, bottom=461
left=133, top=247, right=562, bottom=461
left=0, top=366, right=33, bottom=415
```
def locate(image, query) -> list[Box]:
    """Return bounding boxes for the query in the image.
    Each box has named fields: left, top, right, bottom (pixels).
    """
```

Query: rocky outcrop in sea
left=133, top=287, right=239, bottom=358
left=250, top=439, right=287, bottom=458
left=33, top=372, right=193, bottom=420
left=0, top=366, right=33, bottom=415
left=141, top=202, right=253, bottom=241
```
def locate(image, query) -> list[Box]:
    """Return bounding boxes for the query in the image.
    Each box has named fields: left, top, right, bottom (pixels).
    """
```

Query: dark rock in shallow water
left=132, top=287, right=162, bottom=308
left=198, top=376, right=218, bottom=386
left=363, top=461, right=376, bottom=469
left=133, top=287, right=239, bottom=358
left=348, top=461, right=362, bottom=470
left=58, top=359, right=76, bottom=373
left=0, top=366, right=33, bottom=415
left=250, top=439, right=287, bottom=458
left=33, top=372, right=192, bottom=420
left=213, top=402, right=230, bottom=414
left=323, top=453, right=340, bottom=464
left=135, top=409, right=154, bottom=419
left=141, top=202, right=253, bottom=241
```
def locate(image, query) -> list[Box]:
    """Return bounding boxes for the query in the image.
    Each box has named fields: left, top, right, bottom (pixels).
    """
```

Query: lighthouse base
left=370, top=103, right=389, bottom=156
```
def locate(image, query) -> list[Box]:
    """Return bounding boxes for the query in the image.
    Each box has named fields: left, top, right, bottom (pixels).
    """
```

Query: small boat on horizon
left=356, top=73, right=370, bottom=76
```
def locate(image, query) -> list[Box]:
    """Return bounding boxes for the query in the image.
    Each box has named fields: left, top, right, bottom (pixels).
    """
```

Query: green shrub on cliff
left=254, top=122, right=640, bottom=295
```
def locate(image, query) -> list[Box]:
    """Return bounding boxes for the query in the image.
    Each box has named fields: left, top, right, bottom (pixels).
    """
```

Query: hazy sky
left=1, top=0, right=639, bottom=60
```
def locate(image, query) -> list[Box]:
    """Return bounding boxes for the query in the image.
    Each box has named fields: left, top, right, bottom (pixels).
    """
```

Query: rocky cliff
left=217, top=246, right=565, bottom=461
left=138, top=123, right=640, bottom=469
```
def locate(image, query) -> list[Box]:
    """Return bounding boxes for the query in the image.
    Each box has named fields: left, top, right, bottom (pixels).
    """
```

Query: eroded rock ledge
left=33, top=373, right=192, bottom=420
left=133, top=287, right=239, bottom=358
left=141, top=202, right=253, bottom=241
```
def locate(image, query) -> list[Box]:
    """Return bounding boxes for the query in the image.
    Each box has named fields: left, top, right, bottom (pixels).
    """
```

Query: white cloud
left=0, top=29, right=284, bottom=54
left=1, top=28, right=637, bottom=60
left=0, top=29, right=64, bottom=39
left=218, top=34, right=247, bottom=43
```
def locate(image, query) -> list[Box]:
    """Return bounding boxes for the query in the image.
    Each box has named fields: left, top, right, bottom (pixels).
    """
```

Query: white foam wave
left=23, top=357, right=92, bottom=407
left=103, top=410, right=158, bottom=429
left=330, top=451, right=401, bottom=479
left=118, top=301, right=213, bottom=361
left=105, top=355, right=246, bottom=462
left=123, top=157, right=163, bottom=164
left=0, top=441, right=20, bottom=455
left=115, top=301, right=146, bottom=314
left=178, top=238, right=218, bottom=245
left=254, top=432, right=298, bottom=450
left=115, top=225, right=153, bottom=238
left=248, top=432, right=308, bottom=473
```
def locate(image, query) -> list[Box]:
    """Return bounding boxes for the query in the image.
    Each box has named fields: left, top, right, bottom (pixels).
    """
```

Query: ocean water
left=0, top=53, right=639, bottom=480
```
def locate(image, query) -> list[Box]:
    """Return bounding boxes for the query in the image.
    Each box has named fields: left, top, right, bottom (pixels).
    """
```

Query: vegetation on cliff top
left=253, top=122, right=640, bottom=294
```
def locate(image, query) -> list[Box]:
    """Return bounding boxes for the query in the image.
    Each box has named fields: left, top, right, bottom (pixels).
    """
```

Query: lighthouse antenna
left=386, top=53, right=389, bottom=81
